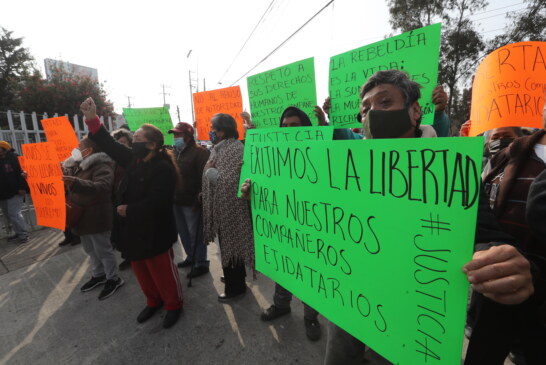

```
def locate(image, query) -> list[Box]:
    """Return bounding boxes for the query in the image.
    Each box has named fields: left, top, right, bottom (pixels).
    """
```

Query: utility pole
left=188, top=71, right=195, bottom=124
left=203, top=78, right=206, bottom=92
left=126, top=96, right=133, bottom=108
left=160, top=84, right=170, bottom=107
left=176, top=105, right=181, bottom=122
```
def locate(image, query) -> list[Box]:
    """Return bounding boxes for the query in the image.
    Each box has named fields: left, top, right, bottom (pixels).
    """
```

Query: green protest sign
left=329, top=23, right=442, bottom=129
left=245, top=126, right=333, bottom=144
left=247, top=58, right=318, bottom=128
left=123, top=107, right=174, bottom=145
left=240, top=136, right=483, bottom=364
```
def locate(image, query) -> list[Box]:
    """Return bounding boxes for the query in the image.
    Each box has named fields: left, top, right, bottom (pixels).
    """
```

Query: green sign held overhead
left=247, top=58, right=318, bottom=129
left=123, top=107, right=174, bottom=145
left=329, top=23, right=442, bottom=129
left=245, top=126, right=333, bottom=144
left=240, top=136, right=484, bottom=364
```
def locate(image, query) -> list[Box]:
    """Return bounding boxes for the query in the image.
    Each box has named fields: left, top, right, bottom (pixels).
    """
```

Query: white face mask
left=71, top=148, right=83, bottom=162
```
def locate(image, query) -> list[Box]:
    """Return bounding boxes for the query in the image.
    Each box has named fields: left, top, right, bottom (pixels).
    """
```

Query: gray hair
left=360, top=70, right=422, bottom=108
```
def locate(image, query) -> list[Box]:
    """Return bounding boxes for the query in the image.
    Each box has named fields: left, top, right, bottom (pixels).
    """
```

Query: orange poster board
left=21, top=142, right=66, bottom=230
left=193, top=86, right=244, bottom=140
left=469, top=41, right=546, bottom=136
left=41, top=116, right=79, bottom=160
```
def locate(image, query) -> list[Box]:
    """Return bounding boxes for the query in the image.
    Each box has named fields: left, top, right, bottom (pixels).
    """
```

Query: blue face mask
left=209, top=131, right=219, bottom=144
left=174, top=137, right=185, bottom=150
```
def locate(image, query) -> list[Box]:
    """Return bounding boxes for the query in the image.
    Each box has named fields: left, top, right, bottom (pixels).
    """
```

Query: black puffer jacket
left=0, top=150, right=29, bottom=200
left=89, top=126, right=178, bottom=261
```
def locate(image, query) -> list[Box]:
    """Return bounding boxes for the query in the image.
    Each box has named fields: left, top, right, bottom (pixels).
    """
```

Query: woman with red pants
left=80, top=97, right=183, bottom=328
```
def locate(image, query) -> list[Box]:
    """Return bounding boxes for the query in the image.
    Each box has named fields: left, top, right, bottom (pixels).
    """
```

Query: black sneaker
left=19, top=236, right=29, bottom=244
left=7, top=234, right=18, bottom=241
left=304, top=317, right=321, bottom=341
left=163, top=308, right=183, bottom=328
left=137, top=305, right=162, bottom=323
left=80, top=275, right=107, bottom=292
left=187, top=266, right=209, bottom=278
left=177, top=258, right=193, bottom=268
left=260, top=305, right=291, bottom=321
left=98, top=277, right=124, bottom=300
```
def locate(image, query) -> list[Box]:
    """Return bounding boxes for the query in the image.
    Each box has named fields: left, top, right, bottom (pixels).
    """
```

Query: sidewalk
left=0, top=229, right=514, bottom=365
left=0, top=229, right=326, bottom=365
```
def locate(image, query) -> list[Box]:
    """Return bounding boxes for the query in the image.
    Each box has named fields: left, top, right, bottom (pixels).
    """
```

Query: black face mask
left=362, top=109, right=414, bottom=139
left=488, top=138, right=515, bottom=156
left=132, top=142, right=151, bottom=158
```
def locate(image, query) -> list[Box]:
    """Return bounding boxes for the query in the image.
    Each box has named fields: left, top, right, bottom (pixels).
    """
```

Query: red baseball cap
left=168, top=122, right=194, bottom=135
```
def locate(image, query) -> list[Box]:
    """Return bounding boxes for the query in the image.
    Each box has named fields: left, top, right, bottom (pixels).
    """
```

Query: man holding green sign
left=241, top=70, right=536, bottom=364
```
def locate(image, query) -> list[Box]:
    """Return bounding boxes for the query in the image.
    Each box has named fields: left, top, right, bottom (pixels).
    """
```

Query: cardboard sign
left=245, top=126, right=333, bottom=144
left=21, top=142, right=65, bottom=230
left=123, top=107, right=174, bottom=145
left=240, top=136, right=484, bottom=364
left=247, top=58, right=318, bottom=128
left=41, top=116, right=79, bottom=161
left=469, top=41, right=546, bottom=136
left=329, top=23, right=442, bottom=128
left=193, top=86, right=244, bottom=140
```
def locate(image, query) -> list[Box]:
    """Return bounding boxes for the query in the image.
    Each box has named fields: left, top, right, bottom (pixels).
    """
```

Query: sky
left=0, top=0, right=526, bottom=125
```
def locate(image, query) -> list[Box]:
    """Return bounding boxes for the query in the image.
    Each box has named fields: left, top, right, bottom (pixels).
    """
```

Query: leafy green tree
left=0, top=27, right=35, bottom=110
left=487, top=0, right=546, bottom=53
left=12, top=63, right=115, bottom=118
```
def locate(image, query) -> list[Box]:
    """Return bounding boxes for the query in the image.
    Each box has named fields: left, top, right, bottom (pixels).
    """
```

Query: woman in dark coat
left=80, top=97, right=183, bottom=329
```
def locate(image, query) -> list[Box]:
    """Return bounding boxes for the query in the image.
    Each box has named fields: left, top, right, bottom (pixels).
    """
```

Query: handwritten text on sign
left=123, top=107, right=174, bottom=145
left=22, top=142, right=66, bottom=230
left=329, top=23, right=442, bottom=128
left=247, top=57, right=318, bottom=128
left=41, top=116, right=79, bottom=161
left=193, top=86, right=244, bottom=140
left=245, top=126, right=333, bottom=144
left=240, top=137, right=483, bottom=364
left=469, top=41, right=546, bottom=136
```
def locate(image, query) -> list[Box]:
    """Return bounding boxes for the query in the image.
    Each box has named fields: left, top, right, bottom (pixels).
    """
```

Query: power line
left=472, top=8, right=527, bottom=22
left=217, top=0, right=276, bottom=85
left=229, top=0, right=335, bottom=87
left=469, top=1, right=525, bottom=16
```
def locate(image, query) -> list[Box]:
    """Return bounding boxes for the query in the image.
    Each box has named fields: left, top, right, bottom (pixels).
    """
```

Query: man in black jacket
left=169, top=123, right=211, bottom=278
left=323, top=70, right=539, bottom=365
left=0, top=141, right=29, bottom=243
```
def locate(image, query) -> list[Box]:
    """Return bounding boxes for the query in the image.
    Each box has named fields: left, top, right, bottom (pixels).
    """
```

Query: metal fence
left=0, top=110, right=114, bottom=237
left=0, top=110, right=114, bottom=155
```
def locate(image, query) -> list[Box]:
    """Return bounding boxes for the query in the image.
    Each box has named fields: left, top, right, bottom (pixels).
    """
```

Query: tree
left=387, top=0, right=487, bottom=131
left=0, top=27, right=35, bottom=110
left=487, top=0, right=546, bottom=53
left=12, top=63, right=115, bottom=118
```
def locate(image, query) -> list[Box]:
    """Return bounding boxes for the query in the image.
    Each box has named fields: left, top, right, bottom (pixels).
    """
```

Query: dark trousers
left=465, top=292, right=546, bottom=365
left=222, top=262, right=246, bottom=296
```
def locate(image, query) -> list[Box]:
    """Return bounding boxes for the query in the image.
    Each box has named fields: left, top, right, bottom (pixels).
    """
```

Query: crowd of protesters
left=1, top=67, right=545, bottom=364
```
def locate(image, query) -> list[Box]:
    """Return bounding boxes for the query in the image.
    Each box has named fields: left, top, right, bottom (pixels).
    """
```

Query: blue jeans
left=0, top=195, right=29, bottom=239
left=173, top=205, right=209, bottom=268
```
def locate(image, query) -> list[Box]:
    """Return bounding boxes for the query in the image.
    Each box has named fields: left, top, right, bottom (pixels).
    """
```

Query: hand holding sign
left=80, top=97, right=97, bottom=120
left=432, top=85, right=448, bottom=112
left=463, top=245, right=534, bottom=305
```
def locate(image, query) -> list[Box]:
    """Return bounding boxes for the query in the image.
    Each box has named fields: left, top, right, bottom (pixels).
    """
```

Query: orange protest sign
left=41, top=116, right=79, bottom=160
left=21, top=142, right=66, bottom=230
left=469, top=41, right=546, bottom=136
left=193, top=86, right=245, bottom=140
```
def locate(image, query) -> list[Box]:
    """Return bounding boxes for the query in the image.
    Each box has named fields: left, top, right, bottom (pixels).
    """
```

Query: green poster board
left=123, top=107, right=174, bottom=145
left=245, top=126, right=333, bottom=143
left=240, top=136, right=483, bottom=364
left=329, top=23, right=442, bottom=129
left=247, top=58, right=318, bottom=128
